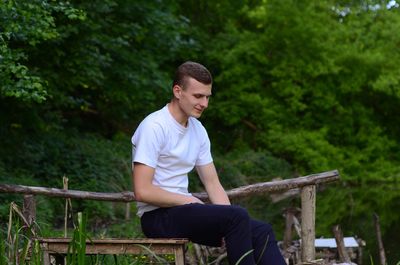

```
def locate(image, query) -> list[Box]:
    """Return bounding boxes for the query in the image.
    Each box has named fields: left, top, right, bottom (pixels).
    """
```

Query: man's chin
left=191, top=112, right=203, bottom=118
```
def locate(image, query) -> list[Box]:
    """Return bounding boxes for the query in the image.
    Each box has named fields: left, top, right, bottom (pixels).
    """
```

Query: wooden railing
left=0, top=169, right=340, bottom=264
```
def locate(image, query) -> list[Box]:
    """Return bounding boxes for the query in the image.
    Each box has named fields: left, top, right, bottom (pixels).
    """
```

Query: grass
left=0, top=202, right=42, bottom=265
left=67, top=212, right=88, bottom=265
left=60, top=212, right=174, bottom=265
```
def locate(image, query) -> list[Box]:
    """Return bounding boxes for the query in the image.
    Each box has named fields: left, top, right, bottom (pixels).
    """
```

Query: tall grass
left=67, top=212, right=89, bottom=265
left=0, top=202, right=42, bottom=265
left=234, top=249, right=253, bottom=265
left=0, top=239, right=6, bottom=265
left=64, top=212, right=173, bottom=265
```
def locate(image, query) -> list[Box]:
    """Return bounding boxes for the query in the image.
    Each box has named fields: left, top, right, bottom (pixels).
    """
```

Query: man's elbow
left=133, top=187, right=148, bottom=202
left=133, top=188, right=143, bottom=202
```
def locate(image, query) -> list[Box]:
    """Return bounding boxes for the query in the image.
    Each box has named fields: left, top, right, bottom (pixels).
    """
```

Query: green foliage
left=0, top=202, right=42, bottom=265
left=0, top=131, right=131, bottom=225
left=0, top=0, right=85, bottom=103
left=187, top=1, right=400, bottom=263
left=1, top=0, right=195, bottom=138
left=217, top=150, right=293, bottom=187
left=197, top=2, right=400, bottom=203
left=1, top=0, right=400, bottom=264
left=67, top=212, right=88, bottom=265
left=0, top=239, right=5, bottom=265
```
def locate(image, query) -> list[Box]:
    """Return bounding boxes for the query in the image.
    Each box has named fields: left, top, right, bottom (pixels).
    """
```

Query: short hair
left=173, top=61, right=212, bottom=89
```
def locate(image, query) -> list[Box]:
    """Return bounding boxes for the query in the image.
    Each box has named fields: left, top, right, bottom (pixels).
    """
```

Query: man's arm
left=133, top=162, right=203, bottom=207
left=196, top=162, right=230, bottom=205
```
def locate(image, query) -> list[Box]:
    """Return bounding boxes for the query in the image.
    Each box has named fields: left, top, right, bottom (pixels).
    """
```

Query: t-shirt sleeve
left=131, top=119, right=164, bottom=169
left=195, top=125, right=213, bottom=166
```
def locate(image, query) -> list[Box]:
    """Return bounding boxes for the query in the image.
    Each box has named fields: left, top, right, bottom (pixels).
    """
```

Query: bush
left=0, top=130, right=131, bottom=227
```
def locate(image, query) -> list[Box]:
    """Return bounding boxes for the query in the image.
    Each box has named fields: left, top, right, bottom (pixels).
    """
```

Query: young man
left=131, top=61, right=286, bottom=265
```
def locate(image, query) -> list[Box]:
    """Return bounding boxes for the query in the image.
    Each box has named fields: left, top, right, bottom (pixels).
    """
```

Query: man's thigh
left=141, top=203, right=247, bottom=246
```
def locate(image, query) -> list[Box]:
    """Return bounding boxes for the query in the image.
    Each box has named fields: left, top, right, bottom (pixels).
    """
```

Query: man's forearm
left=207, top=184, right=230, bottom=205
left=135, top=185, right=203, bottom=207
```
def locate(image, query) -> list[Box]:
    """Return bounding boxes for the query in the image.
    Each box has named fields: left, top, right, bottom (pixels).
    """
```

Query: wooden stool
left=38, top=237, right=188, bottom=265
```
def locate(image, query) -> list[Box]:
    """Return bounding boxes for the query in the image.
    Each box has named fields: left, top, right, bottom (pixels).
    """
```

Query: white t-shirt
left=131, top=104, right=213, bottom=217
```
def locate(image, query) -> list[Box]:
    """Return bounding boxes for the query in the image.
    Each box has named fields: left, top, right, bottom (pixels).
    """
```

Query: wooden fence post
left=301, top=185, right=316, bottom=262
left=283, top=207, right=300, bottom=252
left=333, top=224, right=351, bottom=263
left=283, top=208, right=295, bottom=252
left=373, top=213, right=387, bottom=265
left=22, top=195, right=36, bottom=233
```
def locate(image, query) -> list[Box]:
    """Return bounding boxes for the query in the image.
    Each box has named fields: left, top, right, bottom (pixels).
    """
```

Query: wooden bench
left=38, top=237, right=188, bottom=265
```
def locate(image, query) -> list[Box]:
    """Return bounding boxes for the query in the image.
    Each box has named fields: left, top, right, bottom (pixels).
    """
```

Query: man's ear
left=173, top=85, right=182, bottom=99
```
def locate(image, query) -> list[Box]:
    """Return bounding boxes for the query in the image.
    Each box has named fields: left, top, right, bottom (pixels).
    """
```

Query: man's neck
left=168, top=101, right=188, bottom=127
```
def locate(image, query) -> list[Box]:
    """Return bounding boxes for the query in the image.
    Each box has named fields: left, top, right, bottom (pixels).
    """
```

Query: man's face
left=174, top=77, right=212, bottom=119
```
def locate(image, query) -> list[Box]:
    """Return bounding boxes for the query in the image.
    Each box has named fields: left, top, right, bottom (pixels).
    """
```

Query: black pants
left=141, top=203, right=286, bottom=265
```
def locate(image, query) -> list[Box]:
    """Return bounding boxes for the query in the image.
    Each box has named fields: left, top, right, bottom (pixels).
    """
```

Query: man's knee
left=251, top=219, right=277, bottom=239
left=228, top=205, right=250, bottom=223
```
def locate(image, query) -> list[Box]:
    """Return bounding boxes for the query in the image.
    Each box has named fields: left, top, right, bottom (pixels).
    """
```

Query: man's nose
left=201, top=97, right=209, bottom=108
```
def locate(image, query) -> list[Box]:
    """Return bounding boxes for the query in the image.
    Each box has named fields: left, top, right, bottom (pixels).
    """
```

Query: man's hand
left=187, top=196, right=205, bottom=204
left=196, top=163, right=230, bottom=205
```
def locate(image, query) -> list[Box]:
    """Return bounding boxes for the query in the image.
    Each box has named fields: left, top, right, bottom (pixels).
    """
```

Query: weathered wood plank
left=301, top=185, right=316, bottom=262
left=22, top=195, right=36, bottom=226
left=39, top=238, right=188, bottom=244
left=332, top=224, right=351, bottom=263
left=373, top=213, right=387, bottom=265
left=195, top=169, right=339, bottom=200
left=0, top=169, right=339, bottom=202
left=38, top=237, right=188, bottom=265
left=0, top=184, right=136, bottom=202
